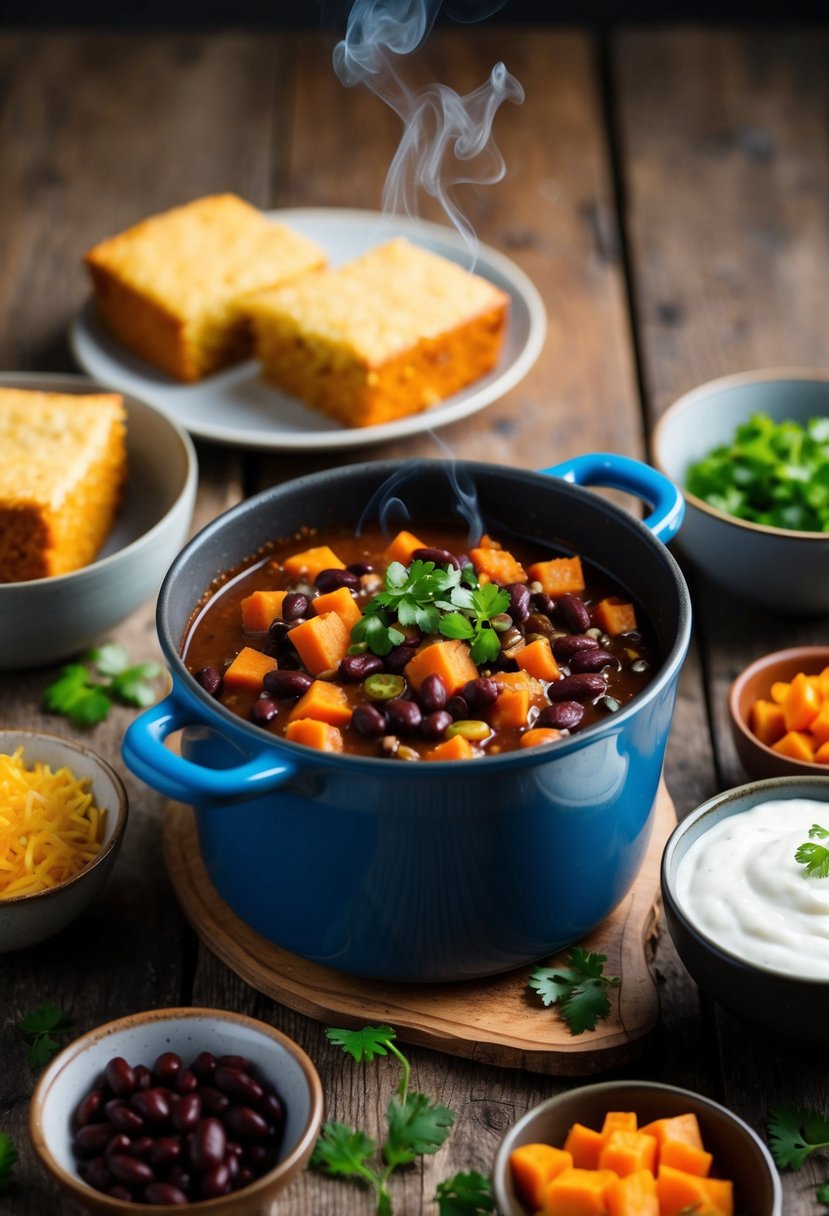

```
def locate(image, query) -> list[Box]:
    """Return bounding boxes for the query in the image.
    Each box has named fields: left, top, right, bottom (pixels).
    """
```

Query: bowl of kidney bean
left=29, top=1007, right=323, bottom=1213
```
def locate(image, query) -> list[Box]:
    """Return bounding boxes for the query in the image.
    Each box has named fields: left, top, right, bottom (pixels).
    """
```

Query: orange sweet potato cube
left=222, top=646, right=277, bottom=694
left=241, top=590, right=288, bottom=633
left=516, top=638, right=561, bottom=682
left=749, top=699, right=786, bottom=748
left=783, top=672, right=822, bottom=732
left=284, top=718, right=344, bottom=752
left=469, top=545, right=527, bottom=585
left=288, top=680, right=352, bottom=727
left=815, top=740, right=829, bottom=764
left=288, top=612, right=350, bottom=676
left=772, top=730, right=816, bottom=763
left=509, top=1143, right=574, bottom=1210
left=489, top=686, right=531, bottom=730
left=606, top=1169, right=659, bottom=1216
left=312, top=585, right=362, bottom=631
left=656, top=1164, right=732, bottom=1216
left=282, top=544, right=345, bottom=581
left=769, top=680, right=790, bottom=704
left=809, top=703, right=829, bottom=746
left=424, top=734, right=476, bottom=761
left=520, top=727, right=562, bottom=748
left=383, top=530, right=427, bottom=567
left=594, top=597, right=638, bottom=637
left=405, top=639, right=478, bottom=696
left=599, top=1130, right=657, bottom=1177
left=563, top=1123, right=604, bottom=1170
left=527, top=555, right=586, bottom=597
left=541, top=1166, right=618, bottom=1215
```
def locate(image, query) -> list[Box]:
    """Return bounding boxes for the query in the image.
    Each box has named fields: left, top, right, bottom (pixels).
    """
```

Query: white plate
left=70, top=207, right=546, bottom=452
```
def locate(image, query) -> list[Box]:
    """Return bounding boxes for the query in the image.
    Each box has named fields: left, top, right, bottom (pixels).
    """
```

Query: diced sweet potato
left=383, top=529, right=427, bottom=567
left=424, top=734, right=476, bottom=761
left=601, top=1113, right=638, bottom=1142
left=563, top=1123, right=604, bottom=1170
left=815, top=740, right=829, bottom=764
left=469, top=545, right=526, bottom=585
left=656, top=1164, right=732, bottom=1216
left=241, top=589, right=288, bottom=633
left=599, top=1130, right=657, bottom=1178
left=516, top=638, right=561, bottom=682
left=405, top=639, right=478, bottom=696
left=288, top=612, right=351, bottom=676
left=490, top=686, right=531, bottom=729
left=771, top=730, right=816, bottom=763
left=605, top=1169, right=659, bottom=1216
left=769, top=680, right=790, bottom=704
left=527, top=555, right=586, bottom=597
left=783, top=672, right=822, bottom=732
left=282, top=544, right=345, bottom=581
left=288, top=680, right=352, bottom=727
left=222, top=646, right=277, bottom=694
left=594, top=597, right=638, bottom=637
left=509, top=1144, right=574, bottom=1210
left=749, top=699, right=786, bottom=748
left=810, top=703, right=829, bottom=745
left=284, top=718, right=344, bottom=752
left=312, top=585, right=362, bottom=631
left=640, top=1113, right=703, bottom=1152
left=541, top=1166, right=618, bottom=1215
left=520, top=727, right=562, bottom=748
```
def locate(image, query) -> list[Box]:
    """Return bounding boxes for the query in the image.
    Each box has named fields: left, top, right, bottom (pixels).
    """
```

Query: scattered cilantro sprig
left=528, top=947, right=620, bottom=1035
left=42, top=642, right=162, bottom=728
left=686, top=412, right=829, bottom=533
left=351, top=559, right=509, bottom=666
left=17, top=1004, right=73, bottom=1070
left=312, top=1025, right=489, bottom=1215
left=0, top=1134, right=17, bottom=1193
left=767, top=1102, right=829, bottom=1210
left=795, top=824, right=829, bottom=879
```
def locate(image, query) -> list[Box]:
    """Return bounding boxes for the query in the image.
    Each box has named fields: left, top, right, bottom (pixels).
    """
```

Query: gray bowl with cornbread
left=0, top=372, right=197, bottom=670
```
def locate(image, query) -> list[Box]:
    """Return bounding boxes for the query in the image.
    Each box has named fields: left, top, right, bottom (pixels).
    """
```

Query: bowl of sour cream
left=662, top=775, right=829, bottom=1046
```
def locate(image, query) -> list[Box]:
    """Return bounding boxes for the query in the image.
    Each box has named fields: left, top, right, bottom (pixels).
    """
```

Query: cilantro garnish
left=17, top=1004, right=73, bottom=1070
left=43, top=642, right=162, bottom=727
left=0, top=1134, right=17, bottom=1193
left=795, top=824, right=829, bottom=879
left=435, top=1171, right=496, bottom=1215
left=351, top=559, right=509, bottom=666
left=528, top=947, right=620, bottom=1035
left=818, top=1181, right=829, bottom=1205
left=767, top=1105, right=829, bottom=1171
left=686, top=412, right=829, bottom=532
left=311, top=1025, right=454, bottom=1215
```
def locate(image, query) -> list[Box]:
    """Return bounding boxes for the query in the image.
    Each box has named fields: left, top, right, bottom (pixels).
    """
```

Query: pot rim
left=156, top=458, right=692, bottom=771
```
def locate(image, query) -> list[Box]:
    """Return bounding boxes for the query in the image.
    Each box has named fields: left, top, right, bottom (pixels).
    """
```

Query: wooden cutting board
left=163, top=782, right=676, bottom=1076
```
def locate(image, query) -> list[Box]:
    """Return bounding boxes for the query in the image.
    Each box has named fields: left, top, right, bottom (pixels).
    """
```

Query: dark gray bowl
left=492, top=1080, right=781, bottom=1216
left=662, top=775, right=829, bottom=1046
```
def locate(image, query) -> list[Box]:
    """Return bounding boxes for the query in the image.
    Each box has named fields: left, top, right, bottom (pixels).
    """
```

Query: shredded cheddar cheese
left=0, top=746, right=106, bottom=897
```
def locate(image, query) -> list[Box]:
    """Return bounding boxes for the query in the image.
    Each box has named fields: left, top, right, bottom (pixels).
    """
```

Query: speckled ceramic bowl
left=729, top=646, right=829, bottom=779
left=0, top=372, right=197, bottom=670
left=492, top=1080, right=782, bottom=1216
left=0, top=730, right=128, bottom=952
left=30, top=1007, right=324, bottom=1215
left=653, top=368, right=829, bottom=614
left=662, top=775, right=829, bottom=1046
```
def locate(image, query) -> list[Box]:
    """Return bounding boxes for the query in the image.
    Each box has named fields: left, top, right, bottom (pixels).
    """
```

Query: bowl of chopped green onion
left=653, top=369, right=829, bottom=614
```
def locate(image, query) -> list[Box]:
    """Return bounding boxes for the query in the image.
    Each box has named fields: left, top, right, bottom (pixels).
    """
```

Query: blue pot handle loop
left=539, top=452, right=685, bottom=544
left=122, top=693, right=297, bottom=806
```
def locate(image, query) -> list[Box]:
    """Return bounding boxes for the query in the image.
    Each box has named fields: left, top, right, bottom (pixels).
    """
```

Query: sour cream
left=676, top=798, right=829, bottom=980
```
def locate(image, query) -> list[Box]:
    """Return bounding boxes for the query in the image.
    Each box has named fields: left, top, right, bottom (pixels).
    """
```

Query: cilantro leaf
left=795, top=824, right=829, bottom=878
left=817, top=1181, right=829, bottom=1205
left=17, top=1004, right=73, bottom=1070
left=436, top=1171, right=496, bottom=1215
left=383, top=1091, right=454, bottom=1166
left=310, top=1121, right=377, bottom=1179
left=17, top=1003, right=69, bottom=1034
left=326, top=1025, right=397, bottom=1062
left=87, top=641, right=130, bottom=675
left=43, top=646, right=162, bottom=728
left=767, top=1105, right=829, bottom=1170
left=109, top=663, right=164, bottom=707
left=0, top=1134, right=17, bottom=1192
left=528, top=949, right=619, bottom=1035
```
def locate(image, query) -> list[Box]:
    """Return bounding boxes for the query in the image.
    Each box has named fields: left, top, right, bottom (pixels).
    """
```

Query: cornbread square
left=0, top=389, right=127, bottom=582
left=247, top=237, right=510, bottom=427
left=84, top=194, right=327, bottom=382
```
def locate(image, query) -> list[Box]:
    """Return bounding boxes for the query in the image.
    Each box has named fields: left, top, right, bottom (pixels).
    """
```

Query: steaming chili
left=182, top=524, right=658, bottom=759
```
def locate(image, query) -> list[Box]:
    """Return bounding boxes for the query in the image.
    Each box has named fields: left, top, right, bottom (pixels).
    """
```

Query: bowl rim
left=661, top=773, right=829, bottom=985
left=492, top=1078, right=782, bottom=1215
left=652, top=365, right=829, bottom=542
left=28, top=1005, right=325, bottom=1212
left=0, top=370, right=198, bottom=590
left=729, top=645, right=829, bottom=775
left=0, top=729, right=128, bottom=907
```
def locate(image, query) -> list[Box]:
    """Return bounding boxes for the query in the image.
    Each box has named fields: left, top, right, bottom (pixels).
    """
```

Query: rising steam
left=333, top=0, right=524, bottom=256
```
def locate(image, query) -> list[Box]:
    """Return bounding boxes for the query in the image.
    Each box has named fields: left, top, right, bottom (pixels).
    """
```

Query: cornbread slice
left=84, top=194, right=327, bottom=382
left=0, top=389, right=127, bottom=582
left=247, top=237, right=509, bottom=427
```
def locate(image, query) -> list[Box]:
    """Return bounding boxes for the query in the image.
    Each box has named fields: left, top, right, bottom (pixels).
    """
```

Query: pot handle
left=122, top=693, right=297, bottom=805
left=539, top=452, right=685, bottom=544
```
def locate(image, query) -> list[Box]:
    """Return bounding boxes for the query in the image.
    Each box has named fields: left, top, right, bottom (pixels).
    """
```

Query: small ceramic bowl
left=0, top=729, right=128, bottom=952
left=661, top=775, right=829, bottom=1046
left=653, top=368, right=829, bottom=614
left=492, top=1079, right=781, bottom=1216
left=729, top=646, right=829, bottom=779
left=0, top=372, right=198, bottom=670
left=30, top=1007, right=324, bottom=1215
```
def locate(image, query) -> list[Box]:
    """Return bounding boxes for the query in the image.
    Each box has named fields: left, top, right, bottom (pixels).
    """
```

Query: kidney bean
left=108, top=1154, right=155, bottom=1187
left=190, top=1051, right=216, bottom=1080
left=134, top=1065, right=153, bottom=1091
left=547, top=673, right=607, bottom=702
left=144, top=1182, right=189, bottom=1206
left=190, top=1117, right=227, bottom=1172
left=197, top=1086, right=229, bottom=1116
left=174, top=1067, right=198, bottom=1094
left=386, top=699, right=422, bottom=734
left=131, top=1087, right=172, bottom=1124
left=149, top=1137, right=182, bottom=1168
left=260, top=1091, right=285, bottom=1130
left=200, top=1161, right=231, bottom=1199
left=153, top=1052, right=182, bottom=1083
left=74, top=1088, right=105, bottom=1128
left=537, top=701, right=585, bottom=731
left=238, top=1166, right=255, bottom=1187
left=281, top=591, right=310, bottom=621
left=194, top=666, right=222, bottom=698
left=105, top=1057, right=136, bottom=1098
left=250, top=697, right=279, bottom=725
left=84, top=1155, right=112, bottom=1192
left=446, top=694, right=469, bottom=720
left=530, top=591, right=556, bottom=615
left=421, top=709, right=452, bottom=739
left=129, top=1137, right=155, bottom=1160
left=339, top=652, right=384, bottom=682
left=262, top=668, right=313, bottom=700
left=505, top=583, right=531, bottom=623
left=384, top=641, right=419, bottom=673
left=220, top=1054, right=250, bottom=1069
left=226, top=1140, right=244, bottom=1157
left=416, top=673, right=446, bottom=713
left=75, top=1123, right=115, bottom=1156
left=315, top=568, right=359, bottom=594
left=524, top=612, right=556, bottom=640
left=213, top=1066, right=263, bottom=1104
left=461, top=678, right=498, bottom=713
left=267, top=620, right=291, bottom=650
left=411, top=545, right=460, bottom=569
left=553, top=634, right=599, bottom=661
left=224, top=1105, right=269, bottom=1141
left=172, top=1091, right=202, bottom=1133
left=224, top=1151, right=240, bottom=1182
left=556, top=594, right=591, bottom=633
left=569, top=648, right=619, bottom=674
left=105, top=1134, right=132, bottom=1159
left=105, top=1100, right=145, bottom=1136
left=352, top=703, right=387, bottom=738
left=167, top=1165, right=192, bottom=1194
left=347, top=560, right=375, bottom=575
left=108, top=1185, right=134, bottom=1201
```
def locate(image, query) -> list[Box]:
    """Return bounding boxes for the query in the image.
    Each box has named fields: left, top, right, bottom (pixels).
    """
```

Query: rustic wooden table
left=2, top=22, right=828, bottom=1215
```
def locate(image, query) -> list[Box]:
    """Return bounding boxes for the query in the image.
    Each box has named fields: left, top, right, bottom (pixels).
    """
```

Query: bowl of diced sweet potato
left=729, top=646, right=829, bottom=779
left=491, top=1079, right=782, bottom=1216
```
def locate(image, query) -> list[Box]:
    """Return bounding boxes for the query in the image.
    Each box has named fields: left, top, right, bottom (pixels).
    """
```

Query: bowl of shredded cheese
left=0, top=729, right=127, bottom=951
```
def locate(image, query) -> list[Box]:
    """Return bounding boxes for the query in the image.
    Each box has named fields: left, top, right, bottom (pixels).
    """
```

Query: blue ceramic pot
left=123, top=455, right=691, bottom=982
